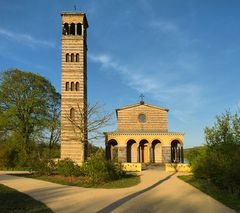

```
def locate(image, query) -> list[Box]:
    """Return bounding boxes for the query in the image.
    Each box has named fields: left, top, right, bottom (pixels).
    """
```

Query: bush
left=82, top=149, right=125, bottom=183
left=57, top=159, right=83, bottom=177
left=32, top=158, right=56, bottom=176
left=193, top=111, right=240, bottom=194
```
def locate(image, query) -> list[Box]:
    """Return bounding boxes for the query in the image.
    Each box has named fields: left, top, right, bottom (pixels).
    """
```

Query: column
left=68, top=24, right=71, bottom=35
left=149, top=144, right=152, bottom=163
left=118, top=146, right=127, bottom=163
left=181, top=146, right=184, bottom=163
left=75, top=24, right=77, bottom=35
left=137, top=145, right=140, bottom=163
left=82, top=25, right=84, bottom=36
left=162, top=145, right=171, bottom=163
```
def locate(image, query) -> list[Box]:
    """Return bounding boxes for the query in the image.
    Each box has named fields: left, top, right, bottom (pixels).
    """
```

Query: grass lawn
left=0, top=183, right=53, bottom=213
left=178, top=175, right=240, bottom=212
left=16, top=173, right=140, bottom=189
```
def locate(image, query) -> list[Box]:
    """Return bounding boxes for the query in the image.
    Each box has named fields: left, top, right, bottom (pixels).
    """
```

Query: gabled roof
left=116, top=102, right=169, bottom=113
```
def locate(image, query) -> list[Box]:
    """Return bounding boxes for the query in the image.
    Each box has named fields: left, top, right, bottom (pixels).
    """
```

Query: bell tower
left=60, top=12, right=88, bottom=164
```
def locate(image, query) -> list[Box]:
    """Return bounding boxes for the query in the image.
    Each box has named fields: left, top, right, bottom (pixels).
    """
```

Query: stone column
left=75, top=24, right=77, bottom=35
left=149, top=144, right=152, bottom=163
left=181, top=146, right=184, bottom=163
left=82, top=25, right=84, bottom=36
left=137, top=145, right=140, bottom=163
left=162, top=145, right=171, bottom=163
left=68, top=24, right=71, bottom=35
left=118, top=146, right=127, bottom=163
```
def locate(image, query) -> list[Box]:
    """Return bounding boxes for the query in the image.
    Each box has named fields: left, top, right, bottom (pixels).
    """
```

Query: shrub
left=57, top=159, right=83, bottom=177
left=82, top=149, right=125, bottom=183
left=32, top=158, right=56, bottom=176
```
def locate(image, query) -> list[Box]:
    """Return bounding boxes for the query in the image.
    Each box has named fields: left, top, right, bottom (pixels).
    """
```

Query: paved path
left=0, top=169, right=235, bottom=213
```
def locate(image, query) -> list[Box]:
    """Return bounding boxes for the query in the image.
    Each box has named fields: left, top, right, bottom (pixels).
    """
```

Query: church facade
left=105, top=101, right=184, bottom=164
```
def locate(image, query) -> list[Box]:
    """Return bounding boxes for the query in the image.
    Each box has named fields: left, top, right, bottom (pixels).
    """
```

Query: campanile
left=60, top=12, right=88, bottom=164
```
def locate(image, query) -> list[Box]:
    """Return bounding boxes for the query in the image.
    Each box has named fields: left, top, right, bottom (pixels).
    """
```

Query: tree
left=0, top=69, right=60, bottom=166
left=66, top=102, right=113, bottom=143
left=193, top=111, right=240, bottom=194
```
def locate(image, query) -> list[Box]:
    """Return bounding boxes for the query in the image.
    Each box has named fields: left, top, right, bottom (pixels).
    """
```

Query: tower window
left=76, top=53, right=79, bottom=62
left=66, top=82, right=69, bottom=91
left=71, top=53, right=74, bottom=62
left=71, top=82, right=74, bottom=91
left=70, top=108, right=75, bottom=120
left=76, top=82, right=80, bottom=91
left=77, top=23, right=82, bottom=35
left=63, top=23, right=69, bottom=35
left=70, top=23, right=75, bottom=35
left=66, top=53, right=69, bottom=62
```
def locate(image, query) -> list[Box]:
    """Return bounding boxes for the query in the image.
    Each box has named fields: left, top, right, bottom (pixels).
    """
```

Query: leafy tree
left=0, top=69, right=60, bottom=166
left=193, top=111, right=240, bottom=194
left=184, top=146, right=206, bottom=164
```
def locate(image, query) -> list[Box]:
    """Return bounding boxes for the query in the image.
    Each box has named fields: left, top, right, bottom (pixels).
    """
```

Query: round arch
left=171, top=140, right=183, bottom=163
left=70, top=23, right=75, bottom=35
left=152, top=139, right=162, bottom=163
left=126, top=139, right=137, bottom=163
left=139, top=139, right=149, bottom=163
left=106, top=139, right=118, bottom=161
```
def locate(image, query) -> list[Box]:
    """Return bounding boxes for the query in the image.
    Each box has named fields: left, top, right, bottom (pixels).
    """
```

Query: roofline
left=116, top=102, right=169, bottom=112
left=61, top=11, right=89, bottom=28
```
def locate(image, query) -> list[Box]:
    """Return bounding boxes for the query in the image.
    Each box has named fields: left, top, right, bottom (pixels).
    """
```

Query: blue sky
left=1, top=0, right=240, bottom=148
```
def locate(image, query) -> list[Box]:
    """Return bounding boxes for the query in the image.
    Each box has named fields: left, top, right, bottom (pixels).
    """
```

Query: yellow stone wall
left=117, top=104, right=168, bottom=132
left=165, top=163, right=191, bottom=172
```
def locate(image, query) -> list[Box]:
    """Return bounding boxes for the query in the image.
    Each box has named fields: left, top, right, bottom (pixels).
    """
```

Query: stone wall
left=117, top=104, right=168, bottom=132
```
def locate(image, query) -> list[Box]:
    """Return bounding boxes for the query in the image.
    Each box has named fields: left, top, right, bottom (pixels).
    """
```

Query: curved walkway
left=0, top=169, right=235, bottom=213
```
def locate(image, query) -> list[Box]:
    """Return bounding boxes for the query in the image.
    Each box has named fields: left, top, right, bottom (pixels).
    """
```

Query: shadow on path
left=97, top=172, right=176, bottom=213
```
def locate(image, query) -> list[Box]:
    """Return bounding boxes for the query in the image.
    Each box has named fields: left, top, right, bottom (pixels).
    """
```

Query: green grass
left=178, top=175, right=240, bottom=212
left=16, top=173, right=140, bottom=189
left=0, top=183, right=53, bottom=213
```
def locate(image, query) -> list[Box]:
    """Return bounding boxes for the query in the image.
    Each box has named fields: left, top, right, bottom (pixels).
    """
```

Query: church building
left=105, top=100, right=184, bottom=164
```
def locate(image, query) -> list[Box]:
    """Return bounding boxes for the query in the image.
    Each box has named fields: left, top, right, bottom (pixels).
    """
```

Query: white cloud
left=89, top=52, right=202, bottom=123
left=0, top=27, right=55, bottom=48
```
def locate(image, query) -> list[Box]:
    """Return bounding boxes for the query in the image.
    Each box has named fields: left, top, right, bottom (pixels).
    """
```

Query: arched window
left=70, top=23, right=75, bottom=35
left=76, top=82, right=79, bottom=91
left=76, top=53, right=79, bottom=62
left=77, top=23, right=82, bottom=35
left=66, top=53, right=69, bottom=62
left=66, top=82, right=69, bottom=91
left=71, top=82, right=74, bottom=91
left=63, top=23, right=69, bottom=35
left=70, top=108, right=75, bottom=120
left=71, top=53, right=74, bottom=62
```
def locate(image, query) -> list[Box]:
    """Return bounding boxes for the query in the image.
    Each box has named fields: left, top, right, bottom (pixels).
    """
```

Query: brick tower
left=60, top=12, right=88, bottom=164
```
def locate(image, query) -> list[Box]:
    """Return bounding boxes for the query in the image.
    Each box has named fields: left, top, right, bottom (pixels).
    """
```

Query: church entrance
left=139, top=140, right=149, bottom=163
left=127, top=140, right=137, bottom=163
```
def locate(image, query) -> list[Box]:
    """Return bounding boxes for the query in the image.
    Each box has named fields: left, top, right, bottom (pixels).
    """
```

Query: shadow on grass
left=0, top=183, right=53, bottom=213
